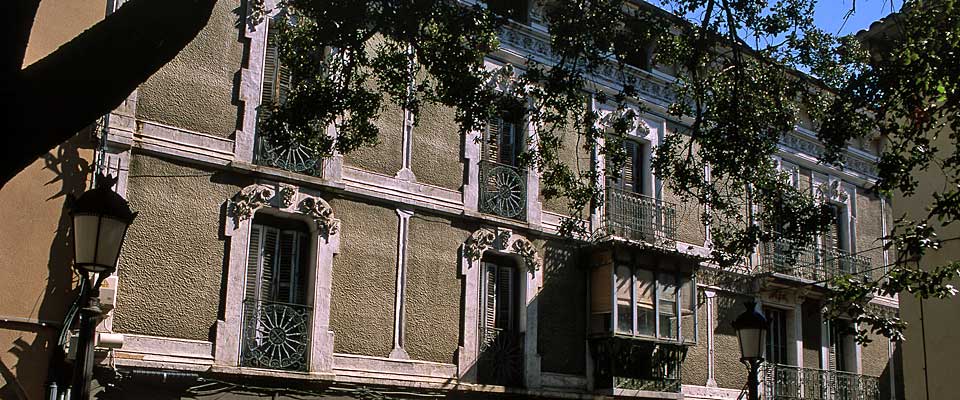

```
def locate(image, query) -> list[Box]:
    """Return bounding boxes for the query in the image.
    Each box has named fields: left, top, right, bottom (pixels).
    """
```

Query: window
left=598, top=264, right=696, bottom=343
left=822, top=204, right=845, bottom=252
left=260, top=18, right=292, bottom=121
left=764, top=307, right=788, bottom=365
left=478, top=256, right=524, bottom=386
left=829, top=320, right=856, bottom=373
left=479, top=113, right=527, bottom=220
left=606, top=139, right=644, bottom=194
left=487, top=0, right=531, bottom=23
left=241, top=214, right=312, bottom=371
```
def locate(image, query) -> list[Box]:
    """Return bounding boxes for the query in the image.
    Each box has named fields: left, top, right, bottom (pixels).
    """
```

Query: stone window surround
left=459, top=227, right=543, bottom=388
left=217, top=182, right=341, bottom=373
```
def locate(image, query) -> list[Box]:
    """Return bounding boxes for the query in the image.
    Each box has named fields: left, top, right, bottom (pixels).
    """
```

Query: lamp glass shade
left=736, top=326, right=767, bottom=361
left=72, top=214, right=131, bottom=274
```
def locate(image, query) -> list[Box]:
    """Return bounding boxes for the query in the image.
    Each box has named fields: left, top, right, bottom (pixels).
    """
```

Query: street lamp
left=68, top=174, right=136, bottom=400
left=732, top=300, right=768, bottom=400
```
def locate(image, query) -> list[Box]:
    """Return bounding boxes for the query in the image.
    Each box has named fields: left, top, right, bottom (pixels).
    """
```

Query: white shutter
left=260, top=227, right=279, bottom=301
left=485, top=117, right=502, bottom=163
left=479, top=262, right=498, bottom=348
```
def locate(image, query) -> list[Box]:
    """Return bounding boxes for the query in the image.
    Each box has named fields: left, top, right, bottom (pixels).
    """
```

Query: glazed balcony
left=759, top=240, right=870, bottom=283
left=589, top=336, right=686, bottom=395
left=602, top=188, right=677, bottom=247
left=254, top=134, right=324, bottom=177
left=241, top=300, right=311, bottom=372
left=763, top=363, right=881, bottom=400
left=479, top=160, right=528, bottom=221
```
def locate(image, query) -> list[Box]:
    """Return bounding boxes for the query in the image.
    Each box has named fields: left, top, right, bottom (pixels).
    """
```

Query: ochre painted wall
left=681, top=300, right=710, bottom=386
left=403, top=213, right=472, bottom=363
left=0, top=1, right=104, bottom=397
left=114, top=154, right=247, bottom=340
left=343, top=102, right=405, bottom=177
left=327, top=198, right=398, bottom=357
left=713, top=293, right=748, bottom=390
left=135, top=0, right=244, bottom=137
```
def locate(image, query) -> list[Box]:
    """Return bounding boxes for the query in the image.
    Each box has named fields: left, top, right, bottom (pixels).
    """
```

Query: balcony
left=479, top=160, right=527, bottom=220
left=241, top=300, right=311, bottom=371
left=763, top=363, right=881, bottom=400
left=590, top=336, right=686, bottom=394
left=602, top=188, right=677, bottom=246
left=477, top=326, right=525, bottom=387
left=255, top=134, right=324, bottom=177
left=759, top=240, right=870, bottom=283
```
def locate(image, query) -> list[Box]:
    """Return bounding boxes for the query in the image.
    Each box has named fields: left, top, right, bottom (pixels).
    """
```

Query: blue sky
left=813, top=0, right=901, bottom=36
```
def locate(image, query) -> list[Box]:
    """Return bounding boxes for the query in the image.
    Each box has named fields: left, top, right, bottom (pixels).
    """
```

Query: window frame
left=610, top=264, right=696, bottom=344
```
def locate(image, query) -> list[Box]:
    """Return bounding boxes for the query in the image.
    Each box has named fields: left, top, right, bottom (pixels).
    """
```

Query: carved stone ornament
left=231, top=185, right=276, bottom=224
left=279, top=185, right=297, bottom=208
left=465, top=228, right=497, bottom=261
left=817, top=180, right=848, bottom=203
left=486, top=64, right=518, bottom=92
left=299, top=197, right=340, bottom=235
left=511, top=237, right=540, bottom=273
left=600, top=107, right=648, bottom=136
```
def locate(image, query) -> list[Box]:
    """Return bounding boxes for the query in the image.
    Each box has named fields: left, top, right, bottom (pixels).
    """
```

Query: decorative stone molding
left=781, top=131, right=879, bottom=179
left=458, top=227, right=543, bottom=388
left=599, top=107, right=649, bottom=136
left=817, top=179, right=849, bottom=203
left=218, top=182, right=340, bottom=374
left=299, top=196, right=340, bottom=235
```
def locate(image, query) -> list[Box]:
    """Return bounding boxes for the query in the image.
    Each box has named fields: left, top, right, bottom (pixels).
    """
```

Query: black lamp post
left=68, top=174, right=136, bottom=400
left=732, top=300, right=768, bottom=400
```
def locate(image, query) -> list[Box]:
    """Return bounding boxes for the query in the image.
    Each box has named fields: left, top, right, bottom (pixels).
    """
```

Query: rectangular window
left=764, top=307, right=789, bottom=365
left=658, top=273, right=678, bottom=340
left=616, top=265, right=634, bottom=334
left=260, top=18, right=292, bottom=121
left=606, top=139, right=643, bottom=194
left=481, top=261, right=518, bottom=334
left=478, top=258, right=524, bottom=386
left=636, top=269, right=656, bottom=337
left=606, top=265, right=694, bottom=343
left=485, top=115, right=522, bottom=167
left=242, top=215, right=311, bottom=371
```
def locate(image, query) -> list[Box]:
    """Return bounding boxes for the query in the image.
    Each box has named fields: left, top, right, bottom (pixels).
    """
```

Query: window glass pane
left=765, top=308, right=788, bottom=365
left=681, top=277, right=696, bottom=343
left=658, top=273, right=678, bottom=340
left=636, top=269, right=655, bottom=336
left=616, top=265, right=633, bottom=334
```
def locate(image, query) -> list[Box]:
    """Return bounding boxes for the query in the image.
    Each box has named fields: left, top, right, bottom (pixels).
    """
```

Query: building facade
left=24, top=1, right=904, bottom=399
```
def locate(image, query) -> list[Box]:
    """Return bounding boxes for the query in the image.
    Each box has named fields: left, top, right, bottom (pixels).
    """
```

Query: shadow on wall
left=0, top=131, right=93, bottom=399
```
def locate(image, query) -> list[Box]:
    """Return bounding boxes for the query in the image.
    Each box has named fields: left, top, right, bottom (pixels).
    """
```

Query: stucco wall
left=403, top=213, right=471, bottom=363
left=136, top=0, right=243, bottom=137
left=114, top=153, right=246, bottom=340
left=662, top=184, right=705, bottom=246
left=855, top=191, right=886, bottom=280
left=412, top=103, right=464, bottom=190
left=713, top=293, right=748, bottom=389
left=343, top=101, right=405, bottom=176
left=801, top=300, right=822, bottom=369
left=681, top=299, right=710, bottom=386
left=861, top=332, right=890, bottom=378
left=538, top=241, right=587, bottom=375
left=540, top=122, right=588, bottom=216
left=327, top=198, right=397, bottom=357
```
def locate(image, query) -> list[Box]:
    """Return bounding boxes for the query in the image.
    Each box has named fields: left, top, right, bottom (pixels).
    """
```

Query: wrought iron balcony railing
left=477, top=326, right=525, bottom=387
left=255, top=134, right=324, bottom=177
left=762, top=363, right=881, bottom=400
left=759, top=240, right=871, bottom=283
left=479, top=160, right=527, bottom=220
left=241, top=300, right=311, bottom=372
left=602, top=188, right=677, bottom=246
left=590, top=336, right=685, bottom=393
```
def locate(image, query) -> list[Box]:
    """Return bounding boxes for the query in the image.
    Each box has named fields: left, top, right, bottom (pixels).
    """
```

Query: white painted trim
left=682, top=384, right=742, bottom=400
left=704, top=289, right=717, bottom=387
left=390, top=209, right=413, bottom=359
left=216, top=182, right=340, bottom=373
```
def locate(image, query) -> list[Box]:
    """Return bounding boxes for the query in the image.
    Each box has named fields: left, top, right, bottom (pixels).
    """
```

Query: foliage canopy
left=253, top=0, right=960, bottom=343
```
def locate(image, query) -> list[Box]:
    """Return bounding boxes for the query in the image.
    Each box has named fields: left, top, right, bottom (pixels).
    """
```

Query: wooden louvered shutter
left=623, top=141, right=640, bottom=193
left=260, top=227, right=279, bottom=301
left=275, top=230, right=300, bottom=304
left=480, top=262, right=498, bottom=346
left=495, top=265, right=515, bottom=330
left=823, top=205, right=841, bottom=251
left=486, top=117, right=502, bottom=163
left=485, top=116, right=520, bottom=166
left=245, top=225, right=264, bottom=309
left=261, top=19, right=292, bottom=120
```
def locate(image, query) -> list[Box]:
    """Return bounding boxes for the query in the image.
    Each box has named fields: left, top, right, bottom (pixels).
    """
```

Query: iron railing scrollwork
left=477, top=326, right=525, bottom=386
left=762, top=363, right=881, bottom=400
left=759, top=240, right=870, bottom=283
left=590, top=337, right=685, bottom=393
left=255, top=134, right=323, bottom=177
left=241, top=300, right=311, bottom=371
left=603, top=188, right=677, bottom=246
left=479, top=160, right=527, bottom=220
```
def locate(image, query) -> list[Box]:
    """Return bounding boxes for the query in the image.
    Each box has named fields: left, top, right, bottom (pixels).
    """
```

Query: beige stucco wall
left=135, top=0, right=243, bottom=137
left=855, top=191, right=886, bottom=279
left=114, top=153, right=247, bottom=340
left=1, top=1, right=104, bottom=397
left=403, top=213, right=471, bottom=363
left=327, top=198, right=397, bottom=357
left=538, top=241, right=587, bottom=375
left=681, top=300, right=710, bottom=386
left=343, top=102, right=405, bottom=177
left=713, top=293, right=748, bottom=390
left=412, top=103, right=464, bottom=190
left=801, top=300, right=822, bottom=370
left=540, top=121, right=589, bottom=216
